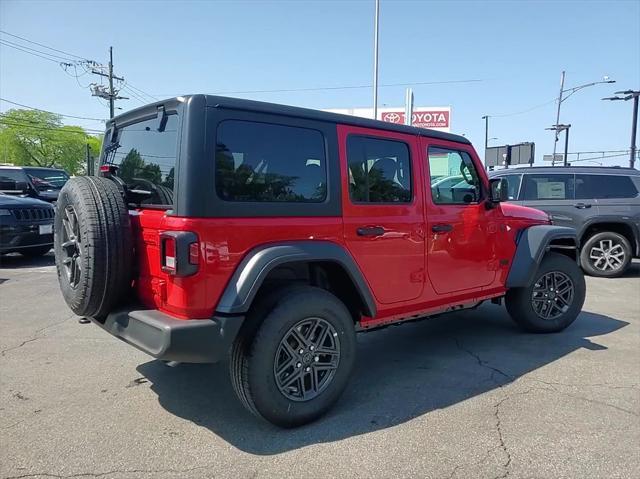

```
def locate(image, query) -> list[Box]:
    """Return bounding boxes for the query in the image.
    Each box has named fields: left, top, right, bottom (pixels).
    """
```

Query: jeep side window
left=575, top=174, right=639, bottom=199
left=215, top=120, right=327, bottom=203
left=347, top=136, right=411, bottom=203
left=428, top=147, right=481, bottom=204
left=522, top=174, right=575, bottom=201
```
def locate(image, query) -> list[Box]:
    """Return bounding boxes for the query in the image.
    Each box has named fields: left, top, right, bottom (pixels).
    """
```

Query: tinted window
left=347, top=136, right=411, bottom=203
left=429, top=147, right=481, bottom=204
left=500, top=174, right=523, bottom=200
left=106, top=114, right=178, bottom=206
left=23, top=168, right=69, bottom=191
left=575, top=174, right=639, bottom=199
left=522, top=174, right=574, bottom=200
left=0, top=169, right=28, bottom=183
left=215, top=120, right=327, bottom=203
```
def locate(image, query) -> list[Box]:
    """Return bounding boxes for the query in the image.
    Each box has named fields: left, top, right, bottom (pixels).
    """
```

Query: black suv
left=490, top=166, right=640, bottom=277
left=0, top=166, right=70, bottom=203
left=0, top=192, right=54, bottom=257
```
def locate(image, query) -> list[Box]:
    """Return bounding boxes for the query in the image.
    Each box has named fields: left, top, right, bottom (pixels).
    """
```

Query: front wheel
left=505, top=252, right=586, bottom=333
left=230, top=286, right=356, bottom=428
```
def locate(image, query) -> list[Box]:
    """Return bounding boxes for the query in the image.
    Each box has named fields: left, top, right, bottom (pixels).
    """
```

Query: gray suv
left=490, top=166, right=640, bottom=277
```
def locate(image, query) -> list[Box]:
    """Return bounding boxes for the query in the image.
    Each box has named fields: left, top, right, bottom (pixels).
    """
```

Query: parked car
left=489, top=166, right=640, bottom=277
left=0, top=192, right=54, bottom=257
left=54, top=95, right=585, bottom=427
left=0, top=165, right=70, bottom=203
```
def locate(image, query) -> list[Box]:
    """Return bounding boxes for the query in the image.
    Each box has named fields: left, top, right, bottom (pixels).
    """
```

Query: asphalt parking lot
left=0, top=253, right=638, bottom=479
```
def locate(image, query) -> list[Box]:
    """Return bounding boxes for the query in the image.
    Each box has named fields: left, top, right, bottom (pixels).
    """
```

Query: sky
left=1, top=0, right=639, bottom=166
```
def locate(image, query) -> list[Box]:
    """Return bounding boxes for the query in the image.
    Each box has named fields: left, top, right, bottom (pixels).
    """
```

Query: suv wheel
left=230, top=286, right=356, bottom=428
left=580, top=231, right=632, bottom=278
left=505, top=252, right=586, bottom=333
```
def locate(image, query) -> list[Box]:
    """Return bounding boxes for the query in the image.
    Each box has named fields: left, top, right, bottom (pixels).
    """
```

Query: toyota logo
left=384, top=112, right=401, bottom=123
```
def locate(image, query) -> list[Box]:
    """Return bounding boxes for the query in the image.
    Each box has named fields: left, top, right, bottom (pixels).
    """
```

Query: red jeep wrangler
left=54, top=95, right=585, bottom=427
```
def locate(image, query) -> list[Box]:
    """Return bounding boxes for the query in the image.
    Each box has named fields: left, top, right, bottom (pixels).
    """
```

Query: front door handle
left=432, top=224, right=453, bottom=233
left=574, top=203, right=592, bottom=209
left=357, top=226, right=385, bottom=237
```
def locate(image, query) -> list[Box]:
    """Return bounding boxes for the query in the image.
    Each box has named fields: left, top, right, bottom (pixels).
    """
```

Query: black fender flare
left=506, top=225, right=578, bottom=288
left=215, top=241, right=377, bottom=317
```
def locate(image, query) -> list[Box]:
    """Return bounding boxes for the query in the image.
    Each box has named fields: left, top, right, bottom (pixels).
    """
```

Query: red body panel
left=130, top=124, right=550, bottom=325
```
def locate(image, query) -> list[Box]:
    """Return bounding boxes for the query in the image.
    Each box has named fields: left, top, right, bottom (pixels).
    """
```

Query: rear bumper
left=93, top=309, right=244, bottom=363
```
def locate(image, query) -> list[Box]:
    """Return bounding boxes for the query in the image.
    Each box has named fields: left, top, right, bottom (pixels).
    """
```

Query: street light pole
left=602, top=90, right=640, bottom=169
left=552, top=71, right=566, bottom=165
left=482, top=115, right=489, bottom=150
left=630, top=93, right=638, bottom=169
left=563, top=124, right=571, bottom=166
left=372, top=0, right=380, bottom=120
left=550, top=71, right=615, bottom=166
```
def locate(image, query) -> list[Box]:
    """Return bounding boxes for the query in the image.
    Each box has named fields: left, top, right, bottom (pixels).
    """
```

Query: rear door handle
left=356, top=226, right=385, bottom=237
left=432, top=224, right=453, bottom=233
left=574, top=203, right=592, bottom=209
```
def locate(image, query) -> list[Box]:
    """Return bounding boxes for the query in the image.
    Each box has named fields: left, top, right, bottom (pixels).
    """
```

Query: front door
left=338, top=125, right=425, bottom=305
left=423, top=140, right=497, bottom=295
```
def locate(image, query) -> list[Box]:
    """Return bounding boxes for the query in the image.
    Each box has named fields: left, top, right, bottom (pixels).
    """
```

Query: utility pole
left=90, top=47, right=127, bottom=119
left=552, top=71, right=565, bottom=166
left=86, top=143, right=93, bottom=176
left=372, top=0, right=380, bottom=120
left=603, top=90, right=639, bottom=169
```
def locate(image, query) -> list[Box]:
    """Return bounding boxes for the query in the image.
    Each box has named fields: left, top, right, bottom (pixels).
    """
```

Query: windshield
left=23, top=168, right=70, bottom=191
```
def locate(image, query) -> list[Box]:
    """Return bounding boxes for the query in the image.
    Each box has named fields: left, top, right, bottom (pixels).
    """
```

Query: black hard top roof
left=489, top=165, right=639, bottom=176
left=111, top=94, right=470, bottom=145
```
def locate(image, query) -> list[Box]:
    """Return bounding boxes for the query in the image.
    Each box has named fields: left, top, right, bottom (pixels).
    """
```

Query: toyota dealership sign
left=325, top=106, right=451, bottom=132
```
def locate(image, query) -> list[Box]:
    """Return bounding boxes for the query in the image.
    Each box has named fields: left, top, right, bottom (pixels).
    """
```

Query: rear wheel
left=230, top=286, right=356, bottom=428
left=580, top=231, right=632, bottom=278
left=506, top=252, right=585, bottom=333
left=54, top=176, right=133, bottom=319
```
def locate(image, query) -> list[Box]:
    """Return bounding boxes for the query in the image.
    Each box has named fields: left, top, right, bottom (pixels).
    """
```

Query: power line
left=153, top=78, right=484, bottom=96
left=489, top=98, right=557, bottom=118
left=0, top=98, right=105, bottom=122
left=0, top=30, right=92, bottom=61
left=0, top=38, right=76, bottom=62
left=124, top=82, right=158, bottom=102
left=0, top=40, right=66, bottom=64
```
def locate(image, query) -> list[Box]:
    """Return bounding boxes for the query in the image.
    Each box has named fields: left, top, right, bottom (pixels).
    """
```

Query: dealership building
left=324, top=106, right=451, bottom=132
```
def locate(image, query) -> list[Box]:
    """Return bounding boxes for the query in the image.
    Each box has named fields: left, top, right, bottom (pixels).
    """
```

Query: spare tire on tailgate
left=54, top=176, right=133, bottom=319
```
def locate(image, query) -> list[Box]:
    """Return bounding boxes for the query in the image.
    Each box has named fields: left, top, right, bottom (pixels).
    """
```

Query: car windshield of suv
left=23, top=168, right=70, bottom=191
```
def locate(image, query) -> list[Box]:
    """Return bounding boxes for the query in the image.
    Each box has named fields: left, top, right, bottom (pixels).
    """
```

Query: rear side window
left=428, top=147, right=481, bottom=204
left=106, top=114, right=178, bottom=207
left=522, top=174, right=574, bottom=200
left=575, top=174, right=639, bottom=199
left=347, top=136, right=411, bottom=203
left=215, top=120, right=327, bottom=202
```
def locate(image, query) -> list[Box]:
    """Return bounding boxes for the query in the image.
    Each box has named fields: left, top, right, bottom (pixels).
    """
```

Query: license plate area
left=39, top=224, right=53, bottom=235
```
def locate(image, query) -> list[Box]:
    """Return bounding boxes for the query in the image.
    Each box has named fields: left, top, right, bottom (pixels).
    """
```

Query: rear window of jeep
left=215, top=120, right=327, bottom=203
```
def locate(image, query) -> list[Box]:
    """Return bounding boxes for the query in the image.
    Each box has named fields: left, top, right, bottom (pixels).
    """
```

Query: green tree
left=0, top=108, right=102, bottom=175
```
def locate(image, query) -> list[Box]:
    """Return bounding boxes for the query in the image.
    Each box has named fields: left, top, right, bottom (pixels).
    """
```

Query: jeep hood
left=499, top=202, right=550, bottom=224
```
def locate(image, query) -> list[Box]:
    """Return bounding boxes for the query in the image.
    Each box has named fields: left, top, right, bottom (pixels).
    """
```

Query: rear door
left=338, top=125, right=425, bottom=305
left=423, top=140, right=498, bottom=294
left=519, top=173, right=588, bottom=228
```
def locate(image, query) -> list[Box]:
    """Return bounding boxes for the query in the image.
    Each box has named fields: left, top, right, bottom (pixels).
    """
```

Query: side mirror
left=489, top=178, right=509, bottom=203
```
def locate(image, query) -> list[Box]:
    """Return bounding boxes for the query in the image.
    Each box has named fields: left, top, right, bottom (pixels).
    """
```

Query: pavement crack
left=453, top=337, right=514, bottom=383
left=1, top=314, right=75, bottom=357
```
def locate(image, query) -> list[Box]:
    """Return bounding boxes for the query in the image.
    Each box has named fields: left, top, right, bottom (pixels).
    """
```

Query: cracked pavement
left=1, top=254, right=639, bottom=479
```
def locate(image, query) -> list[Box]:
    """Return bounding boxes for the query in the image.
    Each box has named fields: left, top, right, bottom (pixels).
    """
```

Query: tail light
left=160, top=231, right=198, bottom=277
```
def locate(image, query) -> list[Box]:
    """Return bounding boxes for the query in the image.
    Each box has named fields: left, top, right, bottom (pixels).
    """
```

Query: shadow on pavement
left=137, top=304, right=627, bottom=455
left=0, top=251, right=54, bottom=269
